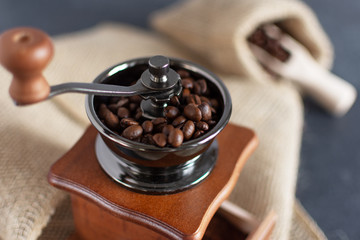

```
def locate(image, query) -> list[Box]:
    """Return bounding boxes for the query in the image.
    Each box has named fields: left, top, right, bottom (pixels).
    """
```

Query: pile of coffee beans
left=97, top=69, right=221, bottom=148
left=248, top=25, right=290, bottom=62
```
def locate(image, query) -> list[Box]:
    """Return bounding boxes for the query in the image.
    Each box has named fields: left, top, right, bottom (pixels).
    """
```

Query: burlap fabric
left=0, top=22, right=325, bottom=239
left=150, top=0, right=333, bottom=83
left=0, top=78, right=85, bottom=239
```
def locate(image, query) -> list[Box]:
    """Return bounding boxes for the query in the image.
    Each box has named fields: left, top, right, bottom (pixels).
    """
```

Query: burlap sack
left=150, top=0, right=333, bottom=83
left=0, top=79, right=85, bottom=239
left=0, top=23, right=325, bottom=240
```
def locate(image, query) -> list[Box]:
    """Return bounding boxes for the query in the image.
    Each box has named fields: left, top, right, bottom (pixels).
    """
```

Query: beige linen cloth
left=0, top=1, right=331, bottom=238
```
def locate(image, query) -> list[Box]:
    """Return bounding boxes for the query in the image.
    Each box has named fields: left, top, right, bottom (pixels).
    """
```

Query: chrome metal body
left=49, top=80, right=157, bottom=97
left=96, top=135, right=218, bottom=194
left=85, top=56, right=232, bottom=194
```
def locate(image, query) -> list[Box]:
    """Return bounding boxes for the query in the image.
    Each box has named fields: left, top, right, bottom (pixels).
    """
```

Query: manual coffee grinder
left=0, top=28, right=275, bottom=239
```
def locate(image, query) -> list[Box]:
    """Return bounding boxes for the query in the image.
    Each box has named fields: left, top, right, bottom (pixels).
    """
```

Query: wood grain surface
left=48, top=123, right=258, bottom=239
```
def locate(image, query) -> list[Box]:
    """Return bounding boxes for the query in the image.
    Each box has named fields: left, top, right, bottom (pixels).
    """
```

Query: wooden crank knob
left=0, top=27, right=53, bottom=105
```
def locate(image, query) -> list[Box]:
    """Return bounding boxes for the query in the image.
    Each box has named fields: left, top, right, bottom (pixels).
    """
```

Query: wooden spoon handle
left=293, top=63, right=357, bottom=117
left=0, top=27, right=53, bottom=105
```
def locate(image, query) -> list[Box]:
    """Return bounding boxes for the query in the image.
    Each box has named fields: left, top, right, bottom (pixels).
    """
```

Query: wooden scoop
left=0, top=27, right=53, bottom=105
left=250, top=24, right=357, bottom=117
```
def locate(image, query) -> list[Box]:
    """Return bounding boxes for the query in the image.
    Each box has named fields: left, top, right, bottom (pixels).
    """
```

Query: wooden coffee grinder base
left=48, top=123, right=270, bottom=240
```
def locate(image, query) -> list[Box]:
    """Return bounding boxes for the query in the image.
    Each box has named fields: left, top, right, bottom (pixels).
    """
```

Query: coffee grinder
left=0, top=27, right=275, bottom=240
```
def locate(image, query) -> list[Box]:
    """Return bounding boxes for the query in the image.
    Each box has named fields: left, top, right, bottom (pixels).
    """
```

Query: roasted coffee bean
left=98, top=104, right=109, bottom=119
left=109, top=97, right=121, bottom=104
left=197, top=79, right=207, bottom=94
left=164, top=106, right=180, bottom=119
left=194, top=95, right=202, bottom=105
left=184, top=104, right=202, bottom=122
left=152, top=117, right=167, bottom=125
left=104, top=111, right=119, bottom=130
left=129, top=103, right=138, bottom=112
left=176, top=122, right=185, bottom=129
left=193, top=130, right=204, bottom=139
left=211, top=107, right=217, bottom=114
left=141, top=134, right=156, bottom=145
left=170, top=96, right=180, bottom=106
left=203, top=87, right=211, bottom=96
left=117, top=107, right=130, bottom=118
left=186, top=94, right=201, bottom=105
left=98, top=104, right=119, bottom=130
left=198, top=102, right=212, bottom=121
left=129, top=95, right=142, bottom=103
left=142, top=120, right=153, bottom=133
left=135, top=108, right=142, bottom=120
left=183, top=120, right=195, bottom=140
left=108, top=98, right=130, bottom=112
left=193, top=82, right=202, bottom=95
left=182, top=88, right=191, bottom=98
left=186, top=95, right=195, bottom=105
left=210, top=98, right=219, bottom=109
left=181, top=78, right=194, bottom=89
left=154, top=123, right=167, bottom=133
left=168, top=128, right=184, bottom=147
left=162, top=124, right=174, bottom=136
left=177, top=69, right=190, bottom=78
left=120, top=118, right=138, bottom=128
left=172, top=115, right=186, bottom=127
left=196, top=121, right=209, bottom=131
left=122, top=125, right=143, bottom=140
left=200, top=96, right=211, bottom=104
left=107, top=104, right=118, bottom=113
left=133, top=137, right=142, bottom=143
left=207, top=120, right=217, bottom=127
left=249, top=27, right=290, bottom=62
left=248, top=28, right=266, bottom=46
left=153, top=133, right=167, bottom=147
left=117, top=98, right=130, bottom=107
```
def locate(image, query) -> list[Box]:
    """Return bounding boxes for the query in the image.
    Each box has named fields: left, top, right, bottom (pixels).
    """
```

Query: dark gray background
left=1, top=1, right=359, bottom=239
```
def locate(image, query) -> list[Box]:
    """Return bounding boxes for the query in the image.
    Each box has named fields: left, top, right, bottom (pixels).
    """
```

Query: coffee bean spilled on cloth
left=97, top=69, right=221, bottom=148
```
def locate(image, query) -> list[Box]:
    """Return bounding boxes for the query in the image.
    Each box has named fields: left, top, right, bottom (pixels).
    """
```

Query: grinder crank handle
left=0, top=27, right=53, bottom=105
left=0, top=27, right=180, bottom=105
